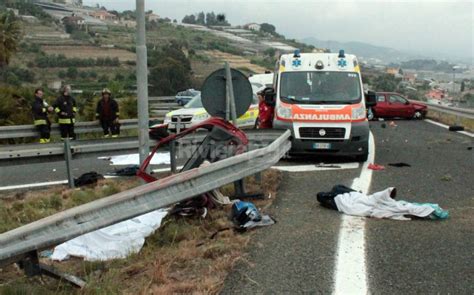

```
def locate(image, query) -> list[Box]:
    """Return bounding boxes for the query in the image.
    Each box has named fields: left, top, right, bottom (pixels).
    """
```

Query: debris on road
left=51, top=209, right=169, bottom=261
left=389, top=121, right=398, bottom=128
left=440, top=174, right=453, bottom=182
left=368, top=163, right=385, bottom=170
left=448, top=125, right=464, bottom=132
left=316, top=185, right=449, bottom=220
left=232, top=200, right=275, bottom=230
left=107, top=165, right=140, bottom=176
left=381, top=123, right=387, bottom=128
left=100, top=153, right=171, bottom=166
left=74, top=171, right=104, bottom=187
left=388, top=162, right=411, bottom=168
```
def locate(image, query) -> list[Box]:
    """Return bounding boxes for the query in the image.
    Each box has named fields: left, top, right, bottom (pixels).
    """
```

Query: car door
left=388, top=94, right=414, bottom=118
left=374, top=94, right=390, bottom=117
left=236, top=95, right=259, bottom=127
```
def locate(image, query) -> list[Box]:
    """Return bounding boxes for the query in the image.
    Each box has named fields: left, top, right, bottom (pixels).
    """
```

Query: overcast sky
left=83, top=0, right=473, bottom=60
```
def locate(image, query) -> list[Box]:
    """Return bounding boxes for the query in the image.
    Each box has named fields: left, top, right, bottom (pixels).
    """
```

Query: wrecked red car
left=368, top=92, right=427, bottom=120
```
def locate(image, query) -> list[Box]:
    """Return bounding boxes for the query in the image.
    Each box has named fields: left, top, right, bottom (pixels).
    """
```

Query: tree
left=149, top=57, right=191, bottom=95
left=205, top=12, right=216, bottom=25
left=264, top=48, right=276, bottom=57
left=66, top=67, right=78, bottom=79
left=196, top=12, right=205, bottom=25
left=260, top=23, right=276, bottom=35
left=0, top=12, right=22, bottom=69
left=182, top=14, right=196, bottom=24
left=215, top=14, right=229, bottom=26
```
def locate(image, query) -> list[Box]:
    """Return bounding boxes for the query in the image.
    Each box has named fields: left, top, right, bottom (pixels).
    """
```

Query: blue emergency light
left=338, top=49, right=345, bottom=58
left=293, top=49, right=301, bottom=58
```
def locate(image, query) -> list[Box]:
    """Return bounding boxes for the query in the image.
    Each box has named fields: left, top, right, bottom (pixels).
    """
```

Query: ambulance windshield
left=280, top=71, right=362, bottom=104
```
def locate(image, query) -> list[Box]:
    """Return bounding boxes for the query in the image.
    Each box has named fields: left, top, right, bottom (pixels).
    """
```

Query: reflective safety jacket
left=96, top=98, right=119, bottom=121
left=32, top=96, right=50, bottom=126
left=54, top=95, right=77, bottom=124
left=258, top=100, right=274, bottom=129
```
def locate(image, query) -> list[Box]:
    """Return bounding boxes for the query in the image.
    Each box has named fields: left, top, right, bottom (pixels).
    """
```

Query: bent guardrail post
left=0, top=130, right=291, bottom=269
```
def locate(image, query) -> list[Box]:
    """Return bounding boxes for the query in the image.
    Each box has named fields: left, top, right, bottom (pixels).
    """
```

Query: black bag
left=74, top=172, right=104, bottom=187
left=113, top=165, right=140, bottom=176
left=316, top=185, right=356, bottom=210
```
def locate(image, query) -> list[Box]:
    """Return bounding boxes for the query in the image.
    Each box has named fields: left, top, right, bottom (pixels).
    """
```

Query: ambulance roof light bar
left=293, top=49, right=301, bottom=58
left=338, top=49, right=345, bottom=58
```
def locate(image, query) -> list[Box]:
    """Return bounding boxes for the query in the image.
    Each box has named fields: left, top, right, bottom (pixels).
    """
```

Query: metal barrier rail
left=0, top=118, right=167, bottom=141
left=425, top=103, right=474, bottom=119
left=0, top=129, right=284, bottom=161
left=149, top=96, right=175, bottom=103
left=410, top=100, right=474, bottom=119
left=0, top=130, right=291, bottom=266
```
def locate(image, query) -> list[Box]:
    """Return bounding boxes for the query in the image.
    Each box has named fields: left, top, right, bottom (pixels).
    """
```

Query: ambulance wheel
left=355, top=153, right=368, bottom=162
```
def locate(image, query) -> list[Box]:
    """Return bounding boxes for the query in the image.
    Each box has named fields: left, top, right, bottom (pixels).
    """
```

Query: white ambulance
left=267, top=50, right=376, bottom=161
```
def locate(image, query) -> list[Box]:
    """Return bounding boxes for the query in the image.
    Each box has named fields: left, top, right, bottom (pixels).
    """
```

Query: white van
left=267, top=50, right=376, bottom=161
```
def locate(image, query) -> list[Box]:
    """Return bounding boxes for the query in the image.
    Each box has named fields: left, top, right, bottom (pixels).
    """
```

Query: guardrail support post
left=64, top=139, right=75, bottom=189
left=170, top=118, right=181, bottom=174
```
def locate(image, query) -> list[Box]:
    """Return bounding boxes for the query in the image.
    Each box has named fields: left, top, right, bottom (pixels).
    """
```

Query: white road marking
left=424, top=119, right=474, bottom=138
left=272, top=162, right=359, bottom=172
left=334, top=132, right=374, bottom=295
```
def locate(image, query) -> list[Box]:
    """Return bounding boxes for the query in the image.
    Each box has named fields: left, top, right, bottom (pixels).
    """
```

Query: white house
left=245, top=23, right=261, bottom=31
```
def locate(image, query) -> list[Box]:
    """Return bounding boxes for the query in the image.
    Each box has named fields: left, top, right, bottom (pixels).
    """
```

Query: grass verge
left=0, top=169, right=281, bottom=294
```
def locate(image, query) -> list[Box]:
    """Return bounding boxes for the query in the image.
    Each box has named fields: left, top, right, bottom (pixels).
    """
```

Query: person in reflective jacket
left=32, top=88, right=53, bottom=143
left=53, top=85, right=77, bottom=140
left=257, top=87, right=275, bottom=129
left=96, top=88, right=120, bottom=137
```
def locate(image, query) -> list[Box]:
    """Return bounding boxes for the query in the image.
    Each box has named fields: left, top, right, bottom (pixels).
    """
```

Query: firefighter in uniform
left=95, top=88, right=120, bottom=137
left=32, top=88, right=53, bottom=143
left=54, top=85, right=77, bottom=140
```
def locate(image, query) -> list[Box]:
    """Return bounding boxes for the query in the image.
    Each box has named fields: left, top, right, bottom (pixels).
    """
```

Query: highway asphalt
left=222, top=120, right=473, bottom=294
left=0, top=120, right=473, bottom=294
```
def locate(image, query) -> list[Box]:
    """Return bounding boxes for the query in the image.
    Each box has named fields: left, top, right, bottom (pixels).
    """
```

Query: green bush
left=120, top=96, right=137, bottom=119
left=35, top=54, right=120, bottom=68
left=0, top=86, right=36, bottom=126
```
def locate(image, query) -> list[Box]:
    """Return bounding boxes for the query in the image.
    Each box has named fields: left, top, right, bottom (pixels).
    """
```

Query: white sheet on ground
left=51, top=209, right=168, bottom=261
left=102, top=153, right=170, bottom=166
left=334, top=188, right=435, bottom=220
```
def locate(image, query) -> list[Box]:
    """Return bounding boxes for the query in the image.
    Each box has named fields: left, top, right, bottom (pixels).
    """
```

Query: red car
left=368, top=92, right=427, bottom=120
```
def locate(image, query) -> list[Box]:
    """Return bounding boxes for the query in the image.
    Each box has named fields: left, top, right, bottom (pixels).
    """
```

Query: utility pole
left=136, top=0, right=150, bottom=172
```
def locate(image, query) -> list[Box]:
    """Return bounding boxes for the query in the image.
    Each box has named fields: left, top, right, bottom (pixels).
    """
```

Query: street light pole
left=136, top=0, right=150, bottom=172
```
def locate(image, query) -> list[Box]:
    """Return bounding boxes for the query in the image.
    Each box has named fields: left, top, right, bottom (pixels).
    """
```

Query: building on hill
left=244, top=23, right=261, bottom=31
left=426, top=88, right=446, bottom=100
left=62, top=14, right=85, bottom=27
left=90, top=9, right=117, bottom=21
left=147, top=13, right=160, bottom=22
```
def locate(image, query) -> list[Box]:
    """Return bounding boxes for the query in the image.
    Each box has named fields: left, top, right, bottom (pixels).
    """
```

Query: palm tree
left=0, top=11, right=22, bottom=68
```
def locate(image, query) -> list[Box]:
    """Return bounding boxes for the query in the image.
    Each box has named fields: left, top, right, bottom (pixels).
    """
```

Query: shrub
left=120, top=96, right=137, bottom=119
left=66, top=67, right=78, bottom=79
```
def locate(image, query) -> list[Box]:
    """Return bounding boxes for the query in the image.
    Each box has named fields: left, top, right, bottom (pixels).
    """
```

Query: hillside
left=301, top=37, right=423, bottom=64
left=6, top=8, right=313, bottom=94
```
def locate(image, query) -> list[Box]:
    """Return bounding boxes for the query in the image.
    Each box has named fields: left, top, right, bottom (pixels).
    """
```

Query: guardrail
left=423, top=102, right=474, bottom=119
left=0, top=130, right=291, bottom=267
left=0, top=97, right=179, bottom=141
left=0, top=119, right=143, bottom=140
left=0, top=130, right=285, bottom=162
